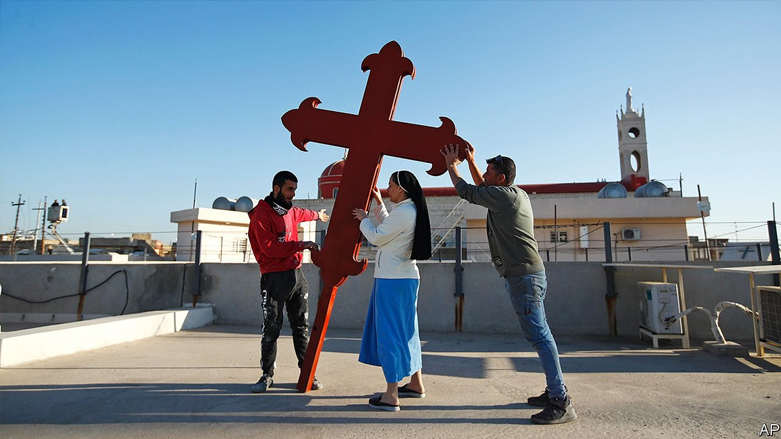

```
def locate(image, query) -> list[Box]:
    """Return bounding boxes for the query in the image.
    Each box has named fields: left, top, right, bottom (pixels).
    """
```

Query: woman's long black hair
left=392, top=170, right=431, bottom=261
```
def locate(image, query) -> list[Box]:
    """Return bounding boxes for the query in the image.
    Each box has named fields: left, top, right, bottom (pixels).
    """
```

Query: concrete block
left=0, top=305, right=213, bottom=367
left=703, top=341, right=750, bottom=357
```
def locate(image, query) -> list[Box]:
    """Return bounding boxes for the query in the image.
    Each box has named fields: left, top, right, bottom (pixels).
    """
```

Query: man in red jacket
left=247, top=170, right=330, bottom=393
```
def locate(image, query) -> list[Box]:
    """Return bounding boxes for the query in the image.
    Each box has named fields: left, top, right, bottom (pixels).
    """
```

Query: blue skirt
left=358, top=278, right=422, bottom=383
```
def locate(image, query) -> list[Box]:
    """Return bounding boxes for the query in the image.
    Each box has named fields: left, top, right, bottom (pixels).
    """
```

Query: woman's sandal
left=398, top=384, right=426, bottom=398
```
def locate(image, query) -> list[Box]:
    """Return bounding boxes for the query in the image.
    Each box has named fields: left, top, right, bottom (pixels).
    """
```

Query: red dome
left=318, top=159, right=345, bottom=199
left=320, top=159, right=345, bottom=178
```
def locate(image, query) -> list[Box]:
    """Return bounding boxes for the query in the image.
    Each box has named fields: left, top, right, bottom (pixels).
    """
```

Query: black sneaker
left=311, top=377, right=324, bottom=391
left=530, top=396, right=577, bottom=425
left=527, top=388, right=550, bottom=407
left=250, top=375, right=273, bottom=393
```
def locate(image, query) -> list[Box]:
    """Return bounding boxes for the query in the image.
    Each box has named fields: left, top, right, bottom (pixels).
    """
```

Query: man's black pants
left=260, top=268, right=309, bottom=377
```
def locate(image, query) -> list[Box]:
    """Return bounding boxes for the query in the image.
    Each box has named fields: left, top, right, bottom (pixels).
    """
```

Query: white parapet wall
left=0, top=304, right=214, bottom=367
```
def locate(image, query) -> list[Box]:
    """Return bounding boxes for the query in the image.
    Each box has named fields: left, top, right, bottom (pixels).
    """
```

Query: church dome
left=318, top=158, right=345, bottom=199
left=320, top=159, right=345, bottom=178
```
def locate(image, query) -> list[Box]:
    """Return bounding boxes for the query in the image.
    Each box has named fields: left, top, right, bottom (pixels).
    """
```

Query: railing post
left=603, top=222, right=617, bottom=335
left=768, top=221, right=780, bottom=286
left=193, top=230, right=203, bottom=305
left=454, top=227, right=464, bottom=332
left=76, top=232, right=91, bottom=321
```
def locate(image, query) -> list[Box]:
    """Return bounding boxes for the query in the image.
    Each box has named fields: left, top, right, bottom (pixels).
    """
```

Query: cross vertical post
left=281, top=41, right=468, bottom=391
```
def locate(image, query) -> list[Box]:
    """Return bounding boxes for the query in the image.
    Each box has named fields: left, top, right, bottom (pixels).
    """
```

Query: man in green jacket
left=441, top=143, right=576, bottom=425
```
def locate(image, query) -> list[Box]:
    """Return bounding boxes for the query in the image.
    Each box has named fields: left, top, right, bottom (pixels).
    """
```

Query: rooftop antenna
left=679, top=173, right=683, bottom=194
left=192, top=178, right=198, bottom=209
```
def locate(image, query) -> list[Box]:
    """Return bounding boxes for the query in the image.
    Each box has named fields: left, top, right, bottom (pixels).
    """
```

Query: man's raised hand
left=440, top=144, right=462, bottom=167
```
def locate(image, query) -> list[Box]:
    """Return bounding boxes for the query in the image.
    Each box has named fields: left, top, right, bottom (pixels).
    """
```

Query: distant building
left=78, top=233, right=167, bottom=258
left=170, top=207, right=317, bottom=263
left=171, top=89, right=711, bottom=263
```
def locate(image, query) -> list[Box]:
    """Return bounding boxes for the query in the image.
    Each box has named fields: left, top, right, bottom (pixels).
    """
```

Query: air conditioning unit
left=638, top=282, right=682, bottom=334
left=622, top=228, right=641, bottom=241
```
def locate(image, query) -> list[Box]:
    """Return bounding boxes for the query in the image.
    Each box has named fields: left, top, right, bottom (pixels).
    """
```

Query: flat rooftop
left=1, top=326, right=779, bottom=438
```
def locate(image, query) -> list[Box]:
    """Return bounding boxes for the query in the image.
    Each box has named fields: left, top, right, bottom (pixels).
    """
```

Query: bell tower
left=617, top=87, right=649, bottom=189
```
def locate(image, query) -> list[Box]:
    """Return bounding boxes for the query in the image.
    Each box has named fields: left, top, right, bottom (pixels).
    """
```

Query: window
left=550, top=231, right=568, bottom=243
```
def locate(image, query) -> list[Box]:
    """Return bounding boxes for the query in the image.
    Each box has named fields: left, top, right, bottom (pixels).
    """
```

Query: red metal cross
left=282, top=41, right=467, bottom=392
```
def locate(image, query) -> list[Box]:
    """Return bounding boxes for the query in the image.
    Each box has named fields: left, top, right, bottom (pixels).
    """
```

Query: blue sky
left=1, top=1, right=779, bottom=244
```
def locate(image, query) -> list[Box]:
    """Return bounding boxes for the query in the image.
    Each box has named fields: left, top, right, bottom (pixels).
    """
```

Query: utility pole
left=698, top=185, right=711, bottom=261
left=39, top=196, right=47, bottom=254
left=32, top=199, right=45, bottom=254
left=190, top=178, right=198, bottom=261
left=10, top=194, right=25, bottom=255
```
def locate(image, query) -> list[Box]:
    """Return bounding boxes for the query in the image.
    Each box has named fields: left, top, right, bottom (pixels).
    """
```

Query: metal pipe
left=768, top=221, right=780, bottom=286
left=664, top=301, right=758, bottom=344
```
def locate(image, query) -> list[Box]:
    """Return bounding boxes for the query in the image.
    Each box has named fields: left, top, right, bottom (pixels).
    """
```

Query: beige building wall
left=173, top=190, right=708, bottom=263
left=462, top=193, right=707, bottom=262
left=171, top=207, right=318, bottom=263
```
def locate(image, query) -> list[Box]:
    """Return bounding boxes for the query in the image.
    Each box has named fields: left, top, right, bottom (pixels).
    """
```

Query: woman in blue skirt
left=352, top=170, right=432, bottom=412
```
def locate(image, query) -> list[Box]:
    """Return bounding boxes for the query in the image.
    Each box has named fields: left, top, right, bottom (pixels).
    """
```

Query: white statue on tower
left=626, top=87, right=634, bottom=112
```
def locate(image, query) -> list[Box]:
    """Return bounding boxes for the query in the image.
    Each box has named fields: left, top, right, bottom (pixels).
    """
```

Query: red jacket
left=247, top=200, right=319, bottom=273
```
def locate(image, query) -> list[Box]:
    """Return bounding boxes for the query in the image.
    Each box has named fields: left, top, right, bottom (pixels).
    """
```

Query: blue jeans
left=505, top=272, right=567, bottom=400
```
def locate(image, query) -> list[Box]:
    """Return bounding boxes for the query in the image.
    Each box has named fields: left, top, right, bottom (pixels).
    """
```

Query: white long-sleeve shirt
left=359, top=198, right=419, bottom=279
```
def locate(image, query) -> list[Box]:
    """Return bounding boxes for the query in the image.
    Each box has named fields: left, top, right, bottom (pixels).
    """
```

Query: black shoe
left=368, top=396, right=400, bottom=412
left=530, top=396, right=577, bottom=425
left=250, top=375, right=273, bottom=393
left=311, top=377, right=323, bottom=391
left=527, top=388, right=550, bottom=407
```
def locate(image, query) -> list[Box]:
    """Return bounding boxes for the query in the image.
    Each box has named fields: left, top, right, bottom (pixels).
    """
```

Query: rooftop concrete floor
left=1, top=325, right=780, bottom=439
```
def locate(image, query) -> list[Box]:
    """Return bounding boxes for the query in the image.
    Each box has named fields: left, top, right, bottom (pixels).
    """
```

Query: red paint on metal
left=282, top=41, right=467, bottom=392
left=621, top=174, right=647, bottom=191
